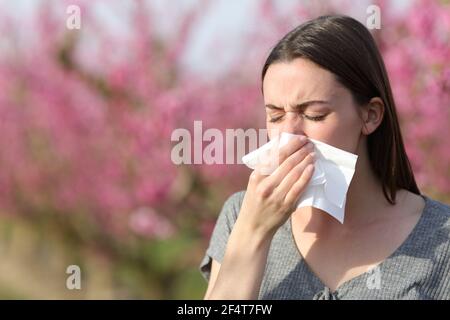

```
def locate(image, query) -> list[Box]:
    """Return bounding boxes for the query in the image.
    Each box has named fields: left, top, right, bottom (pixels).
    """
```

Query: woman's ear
left=361, top=97, right=385, bottom=135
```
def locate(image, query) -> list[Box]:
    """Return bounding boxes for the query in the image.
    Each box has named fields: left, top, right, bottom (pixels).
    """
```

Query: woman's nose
left=280, top=112, right=305, bottom=135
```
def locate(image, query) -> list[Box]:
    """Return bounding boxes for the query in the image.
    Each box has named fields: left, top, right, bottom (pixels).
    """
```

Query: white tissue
left=242, top=132, right=358, bottom=224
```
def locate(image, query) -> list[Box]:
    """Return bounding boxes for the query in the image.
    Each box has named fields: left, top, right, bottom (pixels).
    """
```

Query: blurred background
left=0, top=0, right=449, bottom=299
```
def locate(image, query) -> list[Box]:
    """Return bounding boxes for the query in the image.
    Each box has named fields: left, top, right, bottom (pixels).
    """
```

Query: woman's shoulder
left=221, top=190, right=246, bottom=221
left=226, top=189, right=246, bottom=204
left=412, top=194, right=450, bottom=298
left=422, top=194, right=450, bottom=229
left=415, top=194, right=450, bottom=256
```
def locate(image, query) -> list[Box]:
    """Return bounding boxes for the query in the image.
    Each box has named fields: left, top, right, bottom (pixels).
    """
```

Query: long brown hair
left=261, top=15, right=420, bottom=204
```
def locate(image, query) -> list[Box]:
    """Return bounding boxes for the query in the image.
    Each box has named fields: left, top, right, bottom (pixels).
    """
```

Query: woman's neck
left=343, top=139, right=392, bottom=225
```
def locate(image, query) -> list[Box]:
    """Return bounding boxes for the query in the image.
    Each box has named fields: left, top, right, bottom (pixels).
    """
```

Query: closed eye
left=269, top=115, right=284, bottom=123
left=269, top=114, right=327, bottom=122
left=303, top=114, right=327, bottom=121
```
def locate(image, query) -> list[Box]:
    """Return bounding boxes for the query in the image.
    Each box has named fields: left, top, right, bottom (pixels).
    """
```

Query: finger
left=276, top=135, right=309, bottom=165
left=258, top=135, right=307, bottom=175
left=263, top=141, right=314, bottom=190
left=284, top=163, right=315, bottom=205
left=248, top=167, right=266, bottom=186
left=247, top=136, right=304, bottom=188
left=275, top=152, right=316, bottom=197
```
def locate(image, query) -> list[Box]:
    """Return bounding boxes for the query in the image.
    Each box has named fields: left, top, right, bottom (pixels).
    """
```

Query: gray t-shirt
left=199, top=190, right=450, bottom=299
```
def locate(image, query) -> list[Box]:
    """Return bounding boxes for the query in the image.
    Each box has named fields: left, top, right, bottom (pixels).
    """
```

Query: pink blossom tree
left=0, top=0, right=448, bottom=298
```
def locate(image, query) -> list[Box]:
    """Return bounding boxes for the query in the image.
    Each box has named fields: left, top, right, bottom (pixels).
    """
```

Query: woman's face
left=263, top=58, right=364, bottom=154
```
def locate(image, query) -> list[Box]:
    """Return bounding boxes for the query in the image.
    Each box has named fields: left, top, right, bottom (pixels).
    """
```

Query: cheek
left=266, top=122, right=278, bottom=140
left=307, top=114, right=362, bottom=154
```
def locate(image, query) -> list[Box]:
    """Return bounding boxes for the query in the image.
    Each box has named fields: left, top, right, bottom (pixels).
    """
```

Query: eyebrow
left=265, top=100, right=330, bottom=111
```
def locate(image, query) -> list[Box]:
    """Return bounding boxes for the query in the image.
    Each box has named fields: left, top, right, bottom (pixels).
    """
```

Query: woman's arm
left=204, top=136, right=316, bottom=299
left=205, top=220, right=275, bottom=300
left=203, top=259, right=221, bottom=299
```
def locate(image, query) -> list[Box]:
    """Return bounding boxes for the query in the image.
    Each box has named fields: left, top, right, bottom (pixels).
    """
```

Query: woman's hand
left=238, top=135, right=316, bottom=237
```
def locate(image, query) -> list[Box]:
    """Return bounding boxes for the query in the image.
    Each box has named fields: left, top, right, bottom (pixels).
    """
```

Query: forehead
left=263, top=58, right=339, bottom=103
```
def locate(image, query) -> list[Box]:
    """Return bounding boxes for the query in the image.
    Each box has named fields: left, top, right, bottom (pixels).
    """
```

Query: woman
left=199, top=15, right=450, bottom=299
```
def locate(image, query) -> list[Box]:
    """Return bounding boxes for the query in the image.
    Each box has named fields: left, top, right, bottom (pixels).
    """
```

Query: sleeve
left=198, top=190, right=245, bottom=282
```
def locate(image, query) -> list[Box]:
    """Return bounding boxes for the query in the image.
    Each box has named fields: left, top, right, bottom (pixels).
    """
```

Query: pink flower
left=129, top=207, right=175, bottom=239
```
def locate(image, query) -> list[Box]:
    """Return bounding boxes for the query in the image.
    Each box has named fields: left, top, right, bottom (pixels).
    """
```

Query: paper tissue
left=242, top=132, right=358, bottom=223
